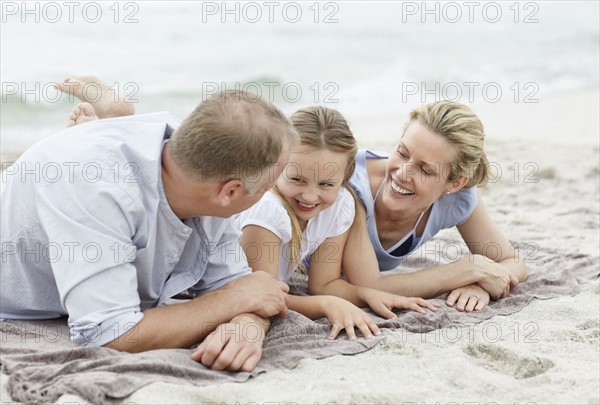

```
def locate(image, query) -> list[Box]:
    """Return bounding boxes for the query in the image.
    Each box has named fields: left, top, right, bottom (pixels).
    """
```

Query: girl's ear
left=216, top=179, right=244, bottom=206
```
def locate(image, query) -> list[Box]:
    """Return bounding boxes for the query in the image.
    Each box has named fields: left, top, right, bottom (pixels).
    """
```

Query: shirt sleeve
left=326, top=187, right=356, bottom=238
left=234, top=192, right=292, bottom=243
left=187, top=217, right=252, bottom=295
left=453, top=187, right=479, bottom=226
left=35, top=170, right=145, bottom=347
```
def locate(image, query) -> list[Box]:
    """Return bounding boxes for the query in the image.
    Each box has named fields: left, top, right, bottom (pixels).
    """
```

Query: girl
left=234, top=106, right=438, bottom=340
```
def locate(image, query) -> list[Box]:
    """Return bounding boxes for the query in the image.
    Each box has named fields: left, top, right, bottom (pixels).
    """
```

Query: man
left=1, top=88, right=297, bottom=372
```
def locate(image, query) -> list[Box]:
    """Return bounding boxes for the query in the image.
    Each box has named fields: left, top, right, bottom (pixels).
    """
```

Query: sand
left=1, top=88, right=599, bottom=404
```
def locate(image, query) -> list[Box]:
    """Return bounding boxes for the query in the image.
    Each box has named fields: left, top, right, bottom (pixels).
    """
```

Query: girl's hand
left=446, top=284, right=490, bottom=312
left=322, top=296, right=381, bottom=340
left=361, top=288, right=439, bottom=319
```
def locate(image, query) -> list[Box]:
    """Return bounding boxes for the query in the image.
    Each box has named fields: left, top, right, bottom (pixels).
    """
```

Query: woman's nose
left=397, top=161, right=417, bottom=181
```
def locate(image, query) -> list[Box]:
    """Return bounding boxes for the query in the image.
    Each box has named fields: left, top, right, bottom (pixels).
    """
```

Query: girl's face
left=276, top=145, right=349, bottom=226
left=382, top=121, right=458, bottom=213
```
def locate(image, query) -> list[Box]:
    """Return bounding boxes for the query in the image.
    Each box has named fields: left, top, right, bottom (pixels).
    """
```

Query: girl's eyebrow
left=399, top=142, right=437, bottom=172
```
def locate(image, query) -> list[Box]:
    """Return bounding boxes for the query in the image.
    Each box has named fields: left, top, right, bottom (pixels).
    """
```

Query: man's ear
left=217, top=179, right=244, bottom=206
left=448, top=176, right=469, bottom=193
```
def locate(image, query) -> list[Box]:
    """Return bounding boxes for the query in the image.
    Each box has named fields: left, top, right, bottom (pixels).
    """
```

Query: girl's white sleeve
left=326, top=187, right=356, bottom=238
left=233, top=191, right=292, bottom=243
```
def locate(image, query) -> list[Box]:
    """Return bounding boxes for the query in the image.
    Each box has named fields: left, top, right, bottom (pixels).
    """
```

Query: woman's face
left=381, top=121, right=457, bottom=213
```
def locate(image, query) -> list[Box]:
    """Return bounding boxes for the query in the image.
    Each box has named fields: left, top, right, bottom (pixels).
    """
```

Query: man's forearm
left=105, top=287, right=247, bottom=352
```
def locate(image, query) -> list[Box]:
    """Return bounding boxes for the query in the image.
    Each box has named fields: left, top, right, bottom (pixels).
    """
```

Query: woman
left=334, top=101, right=528, bottom=312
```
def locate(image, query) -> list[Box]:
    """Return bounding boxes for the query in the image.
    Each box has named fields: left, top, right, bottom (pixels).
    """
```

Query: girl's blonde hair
left=274, top=106, right=358, bottom=275
left=405, top=101, right=489, bottom=188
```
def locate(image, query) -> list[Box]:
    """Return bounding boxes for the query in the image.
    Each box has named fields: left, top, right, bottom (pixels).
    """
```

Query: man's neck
left=161, top=143, right=214, bottom=219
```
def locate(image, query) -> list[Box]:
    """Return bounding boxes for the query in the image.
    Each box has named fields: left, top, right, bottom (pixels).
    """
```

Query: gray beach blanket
left=2, top=241, right=598, bottom=403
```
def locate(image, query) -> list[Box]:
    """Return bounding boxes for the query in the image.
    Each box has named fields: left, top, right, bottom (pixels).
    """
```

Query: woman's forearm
left=499, top=256, right=528, bottom=284
left=367, top=257, right=483, bottom=298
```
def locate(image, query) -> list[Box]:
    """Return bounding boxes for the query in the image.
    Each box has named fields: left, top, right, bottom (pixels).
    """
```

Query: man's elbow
left=102, top=324, right=153, bottom=353
left=103, top=336, right=146, bottom=353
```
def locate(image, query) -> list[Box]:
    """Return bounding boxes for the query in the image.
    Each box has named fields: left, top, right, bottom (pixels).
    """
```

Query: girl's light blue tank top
left=348, top=150, right=478, bottom=271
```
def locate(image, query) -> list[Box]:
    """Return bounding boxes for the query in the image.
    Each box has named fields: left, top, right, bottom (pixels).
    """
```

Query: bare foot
left=67, top=102, right=98, bottom=127
left=55, top=75, right=135, bottom=119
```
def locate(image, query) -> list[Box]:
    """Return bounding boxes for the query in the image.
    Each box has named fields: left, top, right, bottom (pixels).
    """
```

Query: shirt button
left=171, top=254, right=179, bottom=261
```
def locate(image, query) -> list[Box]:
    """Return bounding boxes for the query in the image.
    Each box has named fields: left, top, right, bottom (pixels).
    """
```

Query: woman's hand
left=360, top=288, right=439, bottom=319
left=446, top=283, right=490, bottom=312
left=468, top=254, right=517, bottom=299
left=322, top=296, right=381, bottom=340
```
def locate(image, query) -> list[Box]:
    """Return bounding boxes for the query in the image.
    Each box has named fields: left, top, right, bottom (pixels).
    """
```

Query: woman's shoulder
left=350, top=149, right=388, bottom=203
left=363, top=149, right=390, bottom=159
left=354, top=149, right=389, bottom=168
left=436, top=187, right=478, bottom=227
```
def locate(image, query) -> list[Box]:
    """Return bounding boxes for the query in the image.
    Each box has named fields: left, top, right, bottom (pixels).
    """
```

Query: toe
left=80, top=102, right=96, bottom=118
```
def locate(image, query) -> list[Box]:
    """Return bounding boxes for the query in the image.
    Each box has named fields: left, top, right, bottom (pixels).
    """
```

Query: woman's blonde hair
left=405, top=101, right=489, bottom=188
left=274, top=106, right=358, bottom=275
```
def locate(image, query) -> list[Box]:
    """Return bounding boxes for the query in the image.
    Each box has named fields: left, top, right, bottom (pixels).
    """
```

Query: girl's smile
left=276, top=145, right=349, bottom=228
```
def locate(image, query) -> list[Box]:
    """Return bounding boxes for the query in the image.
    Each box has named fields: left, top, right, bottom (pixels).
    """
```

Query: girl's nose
left=301, top=188, right=319, bottom=204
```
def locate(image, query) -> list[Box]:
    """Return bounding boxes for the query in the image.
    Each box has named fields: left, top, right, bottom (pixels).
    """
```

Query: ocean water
left=1, top=0, right=599, bottom=150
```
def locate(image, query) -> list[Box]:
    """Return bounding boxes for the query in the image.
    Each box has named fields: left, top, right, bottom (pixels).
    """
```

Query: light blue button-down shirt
left=1, top=112, right=251, bottom=346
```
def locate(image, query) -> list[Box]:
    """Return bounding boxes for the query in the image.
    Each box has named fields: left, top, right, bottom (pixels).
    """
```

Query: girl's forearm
left=285, top=294, right=333, bottom=320
left=308, top=279, right=369, bottom=307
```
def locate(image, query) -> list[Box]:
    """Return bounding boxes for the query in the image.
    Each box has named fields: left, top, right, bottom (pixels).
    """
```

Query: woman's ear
left=448, top=176, right=469, bottom=193
left=217, top=179, right=244, bottom=206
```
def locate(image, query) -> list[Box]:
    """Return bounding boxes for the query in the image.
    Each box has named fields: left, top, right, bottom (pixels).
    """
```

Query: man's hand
left=224, top=271, right=289, bottom=318
left=191, top=313, right=268, bottom=372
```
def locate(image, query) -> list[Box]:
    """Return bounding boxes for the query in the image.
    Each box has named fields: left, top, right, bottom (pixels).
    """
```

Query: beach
left=1, top=1, right=599, bottom=402
left=1, top=87, right=598, bottom=404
